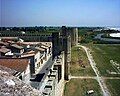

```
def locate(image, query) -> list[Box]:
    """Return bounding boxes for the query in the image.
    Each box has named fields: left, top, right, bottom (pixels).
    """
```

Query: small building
left=40, top=42, right=52, bottom=54
left=0, top=47, right=12, bottom=56
left=21, top=50, right=47, bottom=75
left=9, top=44, right=24, bottom=54
left=0, top=59, right=30, bottom=84
left=0, top=37, right=18, bottom=42
left=0, top=37, right=23, bottom=42
left=0, top=41, right=9, bottom=46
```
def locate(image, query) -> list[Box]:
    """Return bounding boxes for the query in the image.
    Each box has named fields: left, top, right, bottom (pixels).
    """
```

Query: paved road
left=78, top=45, right=111, bottom=96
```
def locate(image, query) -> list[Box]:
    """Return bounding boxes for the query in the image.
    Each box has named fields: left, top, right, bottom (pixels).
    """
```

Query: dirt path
left=70, top=75, right=120, bottom=80
left=78, top=45, right=111, bottom=96
left=103, top=77, right=120, bottom=79
left=70, top=75, right=96, bottom=79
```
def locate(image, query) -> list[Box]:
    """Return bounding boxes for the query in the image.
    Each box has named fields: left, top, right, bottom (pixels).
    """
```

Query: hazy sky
left=0, top=0, right=120, bottom=27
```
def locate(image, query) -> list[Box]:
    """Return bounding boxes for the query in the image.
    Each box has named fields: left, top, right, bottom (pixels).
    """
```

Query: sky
left=0, top=0, right=120, bottom=27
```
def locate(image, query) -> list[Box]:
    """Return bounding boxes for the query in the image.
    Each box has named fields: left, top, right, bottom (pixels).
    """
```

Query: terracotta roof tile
left=21, top=50, right=37, bottom=57
left=0, top=41, right=9, bottom=46
left=35, top=47, right=45, bottom=52
left=0, top=59, right=29, bottom=72
left=0, top=47, right=11, bottom=53
left=11, top=44, right=23, bottom=49
left=41, top=42, right=52, bottom=47
left=40, top=46, right=48, bottom=49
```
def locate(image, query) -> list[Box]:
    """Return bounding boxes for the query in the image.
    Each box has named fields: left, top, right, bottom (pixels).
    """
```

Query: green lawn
left=70, top=46, right=95, bottom=76
left=64, top=79, right=102, bottom=96
left=105, top=79, right=120, bottom=96
left=87, top=44, right=120, bottom=77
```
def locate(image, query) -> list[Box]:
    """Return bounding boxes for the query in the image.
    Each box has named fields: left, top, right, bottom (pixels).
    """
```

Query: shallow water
left=94, top=33, right=120, bottom=42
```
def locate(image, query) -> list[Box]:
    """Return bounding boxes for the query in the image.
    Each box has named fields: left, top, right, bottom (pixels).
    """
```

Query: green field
left=105, top=79, right=120, bottom=96
left=78, top=29, right=94, bottom=43
left=70, top=46, right=95, bottom=76
left=78, top=29, right=102, bottom=43
left=87, top=44, right=120, bottom=77
left=64, top=79, right=102, bottom=96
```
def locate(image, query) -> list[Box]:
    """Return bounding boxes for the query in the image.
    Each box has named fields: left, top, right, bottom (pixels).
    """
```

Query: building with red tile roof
left=0, top=59, right=29, bottom=72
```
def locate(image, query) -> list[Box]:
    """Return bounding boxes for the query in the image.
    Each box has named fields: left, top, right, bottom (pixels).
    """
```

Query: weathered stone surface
left=0, top=65, right=41, bottom=96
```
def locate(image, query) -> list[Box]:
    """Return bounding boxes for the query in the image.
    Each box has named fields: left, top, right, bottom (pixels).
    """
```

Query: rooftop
left=0, top=59, right=29, bottom=72
left=20, top=42, right=52, bottom=48
left=0, top=41, right=9, bottom=46
left=35, top=47, right=45, bottom=52
left=11, top=44, right=23, bottom=49
left=0, top=47, right=11, bottom=53
left=20, top=42, right=41, bottom=45
left=0, top=37, right=19, bottom=40
left=21, top=50, right=38, bottom=57
left=40, top=42, right=52, bottom=48
left=40, top=45, right=48, bottom=49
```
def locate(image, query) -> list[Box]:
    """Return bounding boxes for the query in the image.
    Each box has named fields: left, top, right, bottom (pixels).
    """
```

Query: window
left=37, top=63, right=39, bottom=68
left=35, top=58, right=37, bottom=62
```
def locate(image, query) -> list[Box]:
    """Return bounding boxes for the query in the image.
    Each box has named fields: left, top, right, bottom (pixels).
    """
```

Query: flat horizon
left=0, top=0, right=120, bottom=27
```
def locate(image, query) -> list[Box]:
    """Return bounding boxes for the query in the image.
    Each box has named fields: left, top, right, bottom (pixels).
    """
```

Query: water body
left=107, top=27, right=120, bottom=31
left=110, top=33, right=120, bottom=38
left=94, top=33, right=120, bottom=42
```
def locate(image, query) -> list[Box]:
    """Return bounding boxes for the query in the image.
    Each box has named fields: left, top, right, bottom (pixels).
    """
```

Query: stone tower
left=52, top=32, right=61, bottom=60
left=71, top=28, right=78, bottom=46
left=61, top=26, right=71, bottom=80
left=52, top=26, right=72, bottom=81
